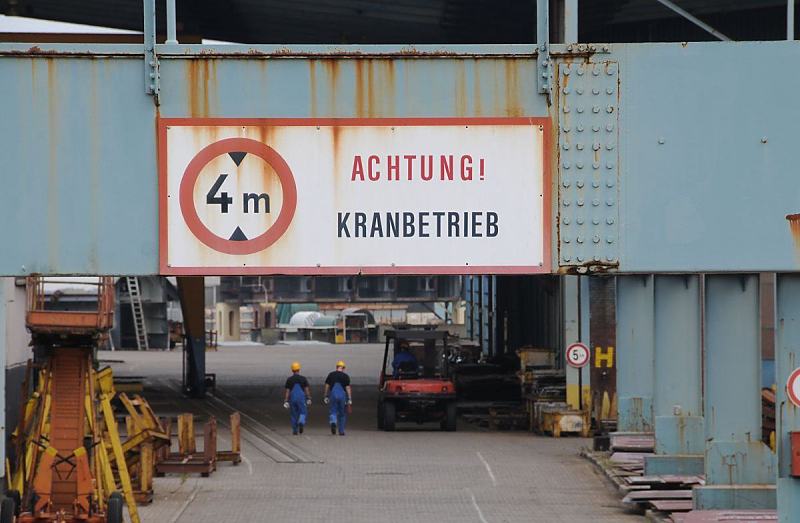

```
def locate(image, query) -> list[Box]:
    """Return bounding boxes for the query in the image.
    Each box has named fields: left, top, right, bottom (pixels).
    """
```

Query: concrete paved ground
left=101, top=342, right=643, bottom=523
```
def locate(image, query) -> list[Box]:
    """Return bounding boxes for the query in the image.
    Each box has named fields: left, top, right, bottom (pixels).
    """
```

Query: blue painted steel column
left=0, top=281, right=7, bottom=479
left=694, top=274, right=776, bottom=509
left=579, top=276, right=591, bottom=408
left=177, top=277, right=206, bottom=398
left=645, top=275, right=704, bottom=475
left=564, top=276, right=591, bottom=410
left=616, top=275, right=655, bottom=432
left=776, top=274, right=800, bottom=521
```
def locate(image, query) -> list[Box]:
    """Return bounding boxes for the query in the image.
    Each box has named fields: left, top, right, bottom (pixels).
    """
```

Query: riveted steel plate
left=556, top=60, right=619, bottom=268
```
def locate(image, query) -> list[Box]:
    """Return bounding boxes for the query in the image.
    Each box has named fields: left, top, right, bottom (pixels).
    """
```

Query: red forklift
left=377, top=330, right=457, bottom=431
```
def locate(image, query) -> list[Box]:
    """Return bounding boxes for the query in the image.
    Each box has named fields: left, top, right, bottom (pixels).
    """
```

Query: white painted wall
left=2, top=278, right=30, bottom=369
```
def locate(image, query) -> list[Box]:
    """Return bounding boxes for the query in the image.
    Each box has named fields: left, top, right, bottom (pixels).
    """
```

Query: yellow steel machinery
left=2, top=277, right=148, bottom=523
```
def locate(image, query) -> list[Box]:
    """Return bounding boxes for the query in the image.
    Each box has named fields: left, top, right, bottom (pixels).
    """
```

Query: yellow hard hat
left=336, top=360, right=346, bottom=369
left=291, top=362, right=301, bottom=372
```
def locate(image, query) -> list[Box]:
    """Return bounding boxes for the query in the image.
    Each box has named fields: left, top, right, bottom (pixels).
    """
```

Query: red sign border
left=178, top=137, right=297, bottom=255
left=158, top=117, right=552, bottom=275
left=788, top=367, right=800, bottom=408
left=566, top=343, right=590, bottom=368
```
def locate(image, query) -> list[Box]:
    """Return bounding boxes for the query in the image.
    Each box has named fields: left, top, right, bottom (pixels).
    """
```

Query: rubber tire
left=7, top=490, right=20, bottom=516
left=444, top=401, right=457, bottom=432
left=377, top=401, right=385, bottom=430
left=0, top=496, right=15, bottom=523
left=107, top=492, right=124, bottom=523
left=383, top=401, right=396, bottom=432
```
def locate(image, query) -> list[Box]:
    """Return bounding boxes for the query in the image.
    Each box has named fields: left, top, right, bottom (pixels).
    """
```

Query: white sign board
left=159, top=118, right=550, bottom=275
left=788, top=367, right=800, bottom=408
left=566, top=343, right=590, bottom=368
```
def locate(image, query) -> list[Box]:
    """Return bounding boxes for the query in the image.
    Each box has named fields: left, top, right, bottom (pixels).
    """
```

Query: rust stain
left=355, top=61, right=365, bottom=117
left=787, top=214, right=800, bottom=261
left=322, top=60, right=340, bottom=116
left=473, top=60, right=482, bottom=116
left=186, top=60, right=216, bottom=117
left=331, top=125, right=343, bottom=206
left=454, top=60, right=467, bottom=117
left=88, top=62, right=100, bottom=272
left=367, top=61, right=376, bottom=117
left=504, top=59, right=521, bottom=117
left=46, top=58, right=60, bottom=269
left=491, top=60, right=502, bottom=116
left=209, top=59, right=218, bottom=115
left=379, top=59, right=396, bottom=116
left=309, top=60, right=317, bottom=117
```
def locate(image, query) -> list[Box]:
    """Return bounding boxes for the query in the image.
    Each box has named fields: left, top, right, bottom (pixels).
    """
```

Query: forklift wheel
left=377, top=402, right=385, bottom=430
left=0, top=496, right=15, bottom=523
left=107, top=492, right=123, bottom=523
left=6, top=490, right=20, bottom=517
left=383, top=401, right=396, bottom=432
left=443, top=402, right=457, bottom=432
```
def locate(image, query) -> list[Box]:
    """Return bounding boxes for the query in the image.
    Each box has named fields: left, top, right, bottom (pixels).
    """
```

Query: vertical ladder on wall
left=126, top=276, right=149, bottom=351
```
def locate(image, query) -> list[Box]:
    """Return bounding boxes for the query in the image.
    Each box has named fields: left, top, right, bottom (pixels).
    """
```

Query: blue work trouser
left=329, top=383, right=347, bottom=433
left=289, top=384, right=307, bottom=432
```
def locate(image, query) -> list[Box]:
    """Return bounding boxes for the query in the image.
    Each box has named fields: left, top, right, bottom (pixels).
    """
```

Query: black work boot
left=299, top=423, right=304, bottom=434
left=330, top=422, right=337, bottom=435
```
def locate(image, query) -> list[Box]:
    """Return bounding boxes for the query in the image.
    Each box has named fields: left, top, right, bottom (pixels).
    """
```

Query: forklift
left=2, top=277, right=133, bottom=523
left=377, top=330, right=458, bottom=431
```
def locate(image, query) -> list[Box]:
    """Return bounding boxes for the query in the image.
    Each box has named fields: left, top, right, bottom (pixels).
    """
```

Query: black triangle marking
left=228, top=152, right=247, bottom=166
left=229, top=226, right=248, bottom=241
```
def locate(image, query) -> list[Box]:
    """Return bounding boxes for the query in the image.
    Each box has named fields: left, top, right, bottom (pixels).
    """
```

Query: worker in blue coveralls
left=324, top=360, right=352, bottom=436
left=283, top=362, right=312, bottom=435
left=392, top=341, right=418, bottom=378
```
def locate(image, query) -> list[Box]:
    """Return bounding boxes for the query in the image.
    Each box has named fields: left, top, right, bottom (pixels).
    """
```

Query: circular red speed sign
left=566, top=343, right=590, bottom=368
left=178, top=137, right=297, bottom=256
left=787, top=367, right=800, bottom=408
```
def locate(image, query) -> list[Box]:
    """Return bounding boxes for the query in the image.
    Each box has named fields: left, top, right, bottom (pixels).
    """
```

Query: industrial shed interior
left=0, top=1, right=799, bottom=522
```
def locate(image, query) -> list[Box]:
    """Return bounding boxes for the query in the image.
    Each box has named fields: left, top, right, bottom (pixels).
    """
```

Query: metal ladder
left=126, top=276, right=149, bottom=350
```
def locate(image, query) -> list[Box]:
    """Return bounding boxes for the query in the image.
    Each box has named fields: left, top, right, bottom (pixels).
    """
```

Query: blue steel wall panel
left=616, top=42, right=800, bottom=272
left=156, top=57, right=544, bottom=118
left=0, top=57, right=158, bottom=275
left=2, top=42, right=800, bottom=274
left=0, top=50, right=547, bottom=275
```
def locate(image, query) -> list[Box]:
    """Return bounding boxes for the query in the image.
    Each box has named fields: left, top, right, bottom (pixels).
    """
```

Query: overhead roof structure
left=0, top=0, right=794, bottom=44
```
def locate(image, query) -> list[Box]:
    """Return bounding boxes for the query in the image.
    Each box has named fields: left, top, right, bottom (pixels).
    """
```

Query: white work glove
left=323, top=397, right=330, bottom=405
left=283, top=401, right=289, bottom=409
left=347, top=399, right=353, bottom=406
left=306, top=398, right=312, bottom=406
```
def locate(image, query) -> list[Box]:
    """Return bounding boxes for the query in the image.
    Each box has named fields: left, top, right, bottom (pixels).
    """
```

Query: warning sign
left=787, top=367, right=800, bottom=408
left=566, top=343, right=590, bottom=368
left=159, top=118, right=550, bottom=275
left=177, top=138, right=297, bottom=255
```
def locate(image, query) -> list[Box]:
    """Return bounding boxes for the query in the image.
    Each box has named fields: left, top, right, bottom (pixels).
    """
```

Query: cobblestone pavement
left=101, top=343, right=643, bottom=523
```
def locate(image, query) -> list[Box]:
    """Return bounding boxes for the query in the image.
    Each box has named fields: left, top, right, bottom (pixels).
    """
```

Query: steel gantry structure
left=1, top=0, right=800, bottom=518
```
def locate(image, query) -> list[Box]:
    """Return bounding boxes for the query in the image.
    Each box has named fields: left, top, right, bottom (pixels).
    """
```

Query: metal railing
left=26, top=276, right=115, bottom=333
